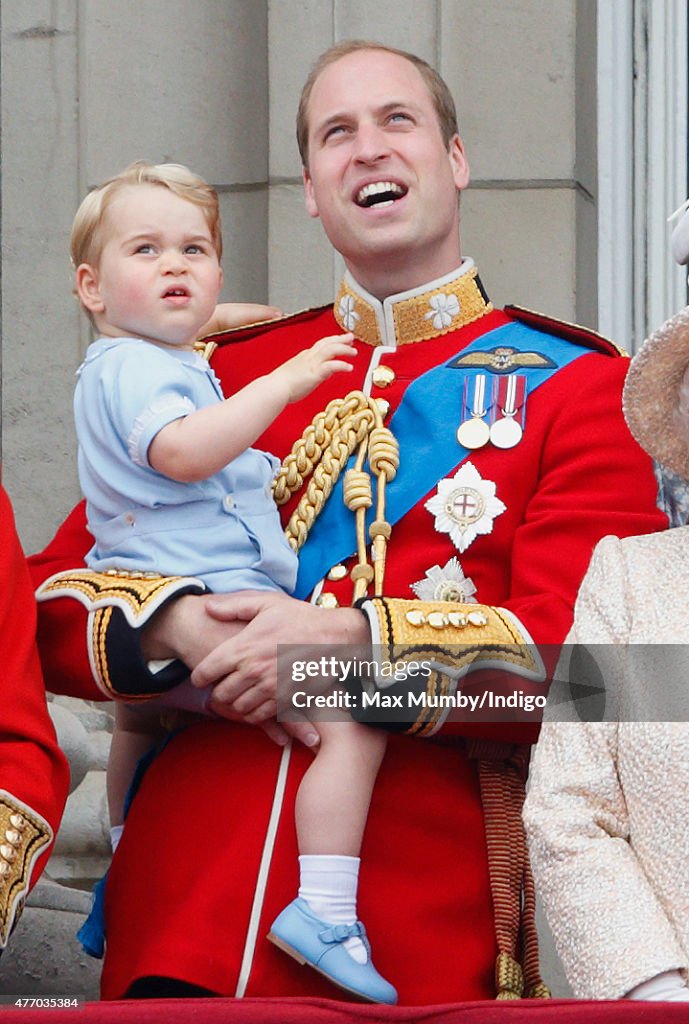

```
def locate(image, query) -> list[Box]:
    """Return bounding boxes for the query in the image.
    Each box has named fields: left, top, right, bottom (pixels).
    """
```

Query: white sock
left=298, top=854, right=367, bottom=964
left=110, top=824, right=124, bottom=853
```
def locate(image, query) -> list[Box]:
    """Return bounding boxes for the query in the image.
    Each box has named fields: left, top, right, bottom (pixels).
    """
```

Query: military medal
left=490, top=375, right=526, bottom=449
left=457, top=374, right=490, bottom=449
left=491, top=415, right=522, bottom=449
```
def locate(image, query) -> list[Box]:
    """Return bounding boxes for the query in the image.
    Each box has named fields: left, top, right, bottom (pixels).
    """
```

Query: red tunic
left=1, top=484, right=69, bottom=949
left=29, top=269, right=665, bottom=1001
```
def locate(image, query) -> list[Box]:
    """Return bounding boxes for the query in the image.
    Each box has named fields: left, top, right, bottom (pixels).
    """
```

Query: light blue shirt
left=75, top=337, right=297, bottom=594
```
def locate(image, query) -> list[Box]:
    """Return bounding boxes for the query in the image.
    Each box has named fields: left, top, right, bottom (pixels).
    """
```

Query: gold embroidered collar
left=333, top=260, right=493, bottom=348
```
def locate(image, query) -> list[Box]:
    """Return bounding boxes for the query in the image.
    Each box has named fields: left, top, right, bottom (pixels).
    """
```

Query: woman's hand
left=198, top=302, right=282, bottom=339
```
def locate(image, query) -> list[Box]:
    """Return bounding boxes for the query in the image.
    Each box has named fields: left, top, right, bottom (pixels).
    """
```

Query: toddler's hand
left=279, top=333, right=356, bottom=402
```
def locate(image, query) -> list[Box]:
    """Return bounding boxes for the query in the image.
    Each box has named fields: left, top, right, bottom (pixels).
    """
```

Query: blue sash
left=294, top=321, right=591, bottom=598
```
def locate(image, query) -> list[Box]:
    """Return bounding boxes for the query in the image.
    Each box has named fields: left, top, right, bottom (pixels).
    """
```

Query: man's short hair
left=70, top=160, right=223, bottom=271
left=296, top=40, right=460, bottom=168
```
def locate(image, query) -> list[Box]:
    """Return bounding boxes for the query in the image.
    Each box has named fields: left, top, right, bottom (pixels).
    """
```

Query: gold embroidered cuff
left=0, top=791, right=52, bottom=949
left=36, top=568, right=207, bottom=628
left=359, top=597, right=545, bottom=736
left=36, top=569, right=208, bottom=701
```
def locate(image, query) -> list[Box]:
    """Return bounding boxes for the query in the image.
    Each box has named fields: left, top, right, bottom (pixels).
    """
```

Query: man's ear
left=303, top=167, right=320, bottom=219
left=448, top=134, right=470, bottom=192
left=75, top=264, right=105, bottom=314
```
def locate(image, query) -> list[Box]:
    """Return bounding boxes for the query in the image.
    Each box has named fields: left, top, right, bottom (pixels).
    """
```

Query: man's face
left=303, top=49, right=469, bottom=294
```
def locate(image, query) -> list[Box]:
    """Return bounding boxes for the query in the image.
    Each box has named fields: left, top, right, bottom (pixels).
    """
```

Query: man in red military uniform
left=31, top=41, right=665, bottom=1002
left=0, top=485, right=69, bottom=955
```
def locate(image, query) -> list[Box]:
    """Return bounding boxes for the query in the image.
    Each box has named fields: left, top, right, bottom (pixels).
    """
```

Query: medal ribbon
left=494, top=374, right=526, bottom=421
left=295, top=321, right=593, bottom=598
left=472, top=374, right=488, bottom=416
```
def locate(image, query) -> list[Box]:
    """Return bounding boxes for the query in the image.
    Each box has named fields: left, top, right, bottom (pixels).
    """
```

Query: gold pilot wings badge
left=448, top=345, right=556, bottom=374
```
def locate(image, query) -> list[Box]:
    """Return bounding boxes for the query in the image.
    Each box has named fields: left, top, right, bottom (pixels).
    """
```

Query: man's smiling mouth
left=356, top=182, right=407, bottom=208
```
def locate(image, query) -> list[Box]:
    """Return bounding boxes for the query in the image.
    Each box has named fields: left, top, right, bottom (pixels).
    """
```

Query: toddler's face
left=79, top=184, right=222, bottom=349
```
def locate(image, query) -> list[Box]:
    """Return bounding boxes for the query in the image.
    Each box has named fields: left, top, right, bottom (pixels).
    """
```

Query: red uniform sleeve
left=502, top=352, right=666, bottom=639
left=450, top=353, right=665, bottom=742
left=1, top=485, right=70, bottom=944
left=28, top=500, right=103, bottom=699
left=359, top=352, right=666, bottom=744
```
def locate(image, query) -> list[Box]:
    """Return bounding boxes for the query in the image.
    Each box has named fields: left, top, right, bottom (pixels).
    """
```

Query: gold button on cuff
left=9, top=815, right=26, bottom=831
left=327, top=564, right=348, bottom=582
left=372, top=365, right=396, bottom=388
left=467, top=611, right=488, bottom=627
left=404, top=607, right=489, bottom=631
left=316, top=593, right=340, bottom=608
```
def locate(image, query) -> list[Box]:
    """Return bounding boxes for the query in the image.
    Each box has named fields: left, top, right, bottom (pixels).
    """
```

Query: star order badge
left=411, top=557, right=478, bottom=602
left=424, top=462, right=506, bottom=553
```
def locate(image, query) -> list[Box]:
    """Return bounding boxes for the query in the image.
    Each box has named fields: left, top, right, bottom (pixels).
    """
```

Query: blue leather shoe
left=267, top=897, right=398, bottom=1004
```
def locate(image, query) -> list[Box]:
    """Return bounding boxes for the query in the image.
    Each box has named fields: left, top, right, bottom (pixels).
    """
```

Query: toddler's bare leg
left=295, top=719, right=387, bottom=856
left=107, top=702, right=167, bottom=828
left=268, top=720, right=396, bottom=994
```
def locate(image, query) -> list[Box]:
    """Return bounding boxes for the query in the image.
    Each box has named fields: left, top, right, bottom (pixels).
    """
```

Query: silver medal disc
left=489, top=416, right=523, bottom=449
left=457, top=416, right=491, bottom=449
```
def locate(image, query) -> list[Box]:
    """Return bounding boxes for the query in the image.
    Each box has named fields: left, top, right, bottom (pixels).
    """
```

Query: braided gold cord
left=368, top=427, right=399, bottom=481
left=526, top=982, right=552, bottom=999
left=368, top=425, right=398, bottom=592
left=272, top=391, right=400, bottom=598
left=495, top=952, right=524, bottom=1000
left=284, top=409, right=376, bottom=552
left=350, top=440, right=372, bottom=597
left=342, top=469, right=373, bottom=511
left=274, top=399, right=342, bottom=505
left=274, top=393, right=369, bottom=505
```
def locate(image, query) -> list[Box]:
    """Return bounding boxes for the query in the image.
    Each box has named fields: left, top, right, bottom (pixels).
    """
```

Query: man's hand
left=198, top=302, right=283, bottom=339
left=190, top=591, right=371, bottom=742
left=141, top=591, right=245, bottom=667
left=141, top=592, right=300, bottom=747
left=141, top=590, right=370, bottom=749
